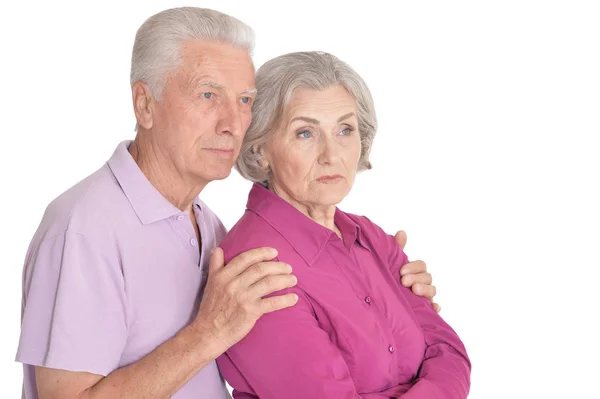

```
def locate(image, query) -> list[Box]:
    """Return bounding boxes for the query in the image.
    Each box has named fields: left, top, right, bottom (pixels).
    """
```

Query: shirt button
left=177, top=215, right=185, bottom=221
left=190, top=238, right=197, bottom=247
left=388, top=345, right=395, bottom=353
left=364, top=296, right=372, bottom=304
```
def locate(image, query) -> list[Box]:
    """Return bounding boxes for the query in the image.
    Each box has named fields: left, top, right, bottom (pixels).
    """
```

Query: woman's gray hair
left=235, top=51, right=378, bottom=183
left=130, top=7, right=255, bottom=101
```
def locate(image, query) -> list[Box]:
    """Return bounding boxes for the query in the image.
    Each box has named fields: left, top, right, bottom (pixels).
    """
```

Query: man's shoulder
left=34, top=164, right=127, bottom=242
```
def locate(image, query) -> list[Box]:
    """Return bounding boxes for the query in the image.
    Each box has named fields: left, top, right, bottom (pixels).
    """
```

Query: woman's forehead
left=284, top=86, right=357, bottom=122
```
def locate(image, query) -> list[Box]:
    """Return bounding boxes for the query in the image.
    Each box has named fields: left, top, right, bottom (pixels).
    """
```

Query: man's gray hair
left=235, top=51, right=378, bottom=183
left=130, top=7, right=255, bottom=101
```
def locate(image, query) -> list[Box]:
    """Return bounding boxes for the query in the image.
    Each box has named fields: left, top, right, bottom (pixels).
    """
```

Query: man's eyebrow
left=189, top=79, right=256, bottom=95
left=195, top=81, right=224, bottom=89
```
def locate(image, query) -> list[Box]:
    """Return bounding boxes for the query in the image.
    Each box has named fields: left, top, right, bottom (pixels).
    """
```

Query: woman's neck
left=269, top=183, right=341, bottom=239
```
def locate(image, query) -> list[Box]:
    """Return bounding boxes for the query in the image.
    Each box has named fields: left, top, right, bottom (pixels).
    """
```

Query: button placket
left=169, top=212, right=201, bottom=267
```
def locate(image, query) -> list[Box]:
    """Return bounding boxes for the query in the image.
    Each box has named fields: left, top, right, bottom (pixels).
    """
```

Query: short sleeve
left=16, top=231, right=128, bottom=376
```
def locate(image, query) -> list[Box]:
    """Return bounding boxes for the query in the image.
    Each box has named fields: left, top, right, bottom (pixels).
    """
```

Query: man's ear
left=132, top=81, right=155, bottom=130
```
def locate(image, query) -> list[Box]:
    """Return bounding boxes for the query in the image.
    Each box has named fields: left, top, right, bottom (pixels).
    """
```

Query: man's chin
left=207, top=168, right=233, bottom=182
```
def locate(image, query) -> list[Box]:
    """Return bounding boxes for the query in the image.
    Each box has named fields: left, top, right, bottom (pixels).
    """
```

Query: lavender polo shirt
left=16, top=141, right=229, bottom=399
left=217, top=183, right=471, bottom=398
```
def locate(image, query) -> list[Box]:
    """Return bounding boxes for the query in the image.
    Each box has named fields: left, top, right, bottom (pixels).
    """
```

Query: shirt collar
left=107, top=140, right=202, bottom=225
left=246, top=183, right=369, bottom=267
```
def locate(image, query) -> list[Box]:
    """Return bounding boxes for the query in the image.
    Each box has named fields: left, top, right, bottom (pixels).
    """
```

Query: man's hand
left=35, top=247, right=297, bottom=399
left=394, top=231, right=441, bottom=313
left=194, top=247, right=299, bottom=354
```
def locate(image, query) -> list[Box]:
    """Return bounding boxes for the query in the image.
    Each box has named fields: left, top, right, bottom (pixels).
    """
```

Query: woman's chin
left=311, top=189, right=349, bottom=207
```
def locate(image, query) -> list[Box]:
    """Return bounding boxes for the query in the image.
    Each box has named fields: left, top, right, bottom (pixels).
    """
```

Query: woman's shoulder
left=218, top=209, right=297, bottom=264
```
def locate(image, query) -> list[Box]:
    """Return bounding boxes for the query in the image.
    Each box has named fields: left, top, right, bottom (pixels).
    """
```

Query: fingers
left=239, top=261, right=293, bottom=287
left=239, top=260, right=299, bottom=315
left=400, top=260, right=427, bottom=276
left=432, top=302, right=442, bottom=313
left=401, top=271, right=432, bottom=287
left=259, top=293, right=299, bottom=314
left=249, top=273, right=298, bottom=298
left=395, top=230, right=407, bottom=250
left=400, top=260, right=437, bottom=301
left=208, top=247, right=225, bottom=273
left=410, top=283, right=436, bottom=299
left=223, top=247, right=279, bottom=278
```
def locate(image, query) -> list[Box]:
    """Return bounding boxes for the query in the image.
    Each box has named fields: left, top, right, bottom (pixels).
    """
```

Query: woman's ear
left=254, top=145, right=269, bottom=170
left=257, top=156, right=269, bottom=170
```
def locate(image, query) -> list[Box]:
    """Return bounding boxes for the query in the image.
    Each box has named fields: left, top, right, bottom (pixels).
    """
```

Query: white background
left=1, top=1, right=599, bottom=398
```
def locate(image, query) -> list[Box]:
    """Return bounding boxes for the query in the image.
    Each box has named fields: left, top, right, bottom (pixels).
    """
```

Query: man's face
left=150, top=39, right=256, bottom=185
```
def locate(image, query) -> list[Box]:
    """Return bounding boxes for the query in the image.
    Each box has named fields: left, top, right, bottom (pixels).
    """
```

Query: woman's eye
left=298, top=131, right=312, bottom=139
left=202, top=92, right=214, bottom=99
left=241, top=96, right=251, bottom=104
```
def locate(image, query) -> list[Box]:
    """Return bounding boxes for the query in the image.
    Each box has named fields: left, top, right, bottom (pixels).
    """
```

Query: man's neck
left=129, top=137, right=207, bottom=211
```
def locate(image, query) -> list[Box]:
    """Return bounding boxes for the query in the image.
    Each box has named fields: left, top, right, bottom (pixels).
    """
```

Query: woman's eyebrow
left=290, top=112, right=356, bottom=125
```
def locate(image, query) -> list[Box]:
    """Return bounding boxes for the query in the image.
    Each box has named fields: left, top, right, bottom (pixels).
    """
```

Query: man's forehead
left=184, top=71, right=256, bottom=93
left=180, top=38, right=253, bottom=66
left=176, top=42, right=254, bottom=89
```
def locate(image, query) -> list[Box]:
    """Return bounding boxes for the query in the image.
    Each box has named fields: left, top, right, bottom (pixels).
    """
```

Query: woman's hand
left=394, top=230, right=441, bottom=313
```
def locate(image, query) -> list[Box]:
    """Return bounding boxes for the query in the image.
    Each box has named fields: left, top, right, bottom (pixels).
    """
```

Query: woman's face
left=263, top=85, right=362, bottom=209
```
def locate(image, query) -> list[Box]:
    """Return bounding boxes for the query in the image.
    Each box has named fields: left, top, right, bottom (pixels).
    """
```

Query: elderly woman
left=216, top=52, right=471, bottom=398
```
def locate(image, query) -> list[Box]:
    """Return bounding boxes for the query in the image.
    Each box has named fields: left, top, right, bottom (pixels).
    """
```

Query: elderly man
left=16, top=7, right=438, bottom=399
